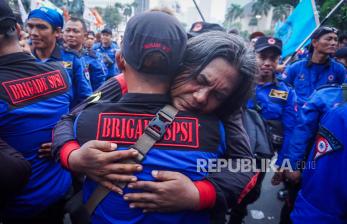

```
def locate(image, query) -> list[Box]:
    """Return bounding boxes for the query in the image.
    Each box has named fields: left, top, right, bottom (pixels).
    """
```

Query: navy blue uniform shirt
left=281, top=57, right=346, bottom=107
left=34, top=44, right=92, bottom=108
left=0, top=52, right=72, bottom=218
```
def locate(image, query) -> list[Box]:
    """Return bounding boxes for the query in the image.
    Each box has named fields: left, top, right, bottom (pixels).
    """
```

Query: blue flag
left=275, top=0, right=319, bottom=57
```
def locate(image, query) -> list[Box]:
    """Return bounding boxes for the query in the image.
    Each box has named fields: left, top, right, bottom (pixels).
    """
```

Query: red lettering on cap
left=144, top=43, right=172, bottom=53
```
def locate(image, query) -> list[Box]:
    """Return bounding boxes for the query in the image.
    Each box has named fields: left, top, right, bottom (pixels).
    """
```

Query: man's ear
left=116, top=51, right=125, bottom=71
left=15, top=23, right=22, bottom=38
left=55, top=27, right=62, bottom=39
left=311, top=39, right=318, bottom=49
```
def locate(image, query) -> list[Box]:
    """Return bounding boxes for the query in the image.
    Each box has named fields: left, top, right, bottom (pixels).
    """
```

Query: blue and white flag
left=275, top=0, right=320, bottom=57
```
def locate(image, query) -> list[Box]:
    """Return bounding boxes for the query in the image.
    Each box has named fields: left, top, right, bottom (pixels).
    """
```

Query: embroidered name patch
left=269, top=89, right=288, bottom=100
left=62, top=61, right=72, bottom=69
left=2, top=70, right=68, bottom=105
left=96, top=112, right=199, bottom=148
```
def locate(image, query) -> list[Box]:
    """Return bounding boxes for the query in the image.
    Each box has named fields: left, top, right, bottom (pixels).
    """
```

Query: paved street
left=244, top=169, right=284, bottom=224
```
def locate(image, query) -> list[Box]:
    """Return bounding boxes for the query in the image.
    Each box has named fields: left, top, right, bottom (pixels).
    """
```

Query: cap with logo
left=122, top=11, right=187, bottom=76
left=254, top=36, right=282, bottom=54
left=188, top=21, right=225, bottom=38
left=101, top=28, right=112, bottom=35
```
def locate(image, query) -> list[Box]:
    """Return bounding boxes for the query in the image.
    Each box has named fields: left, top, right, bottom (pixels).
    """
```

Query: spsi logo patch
left=269, top=89, right=288, bottom=100
left=314, top=126, right=343, bottom=160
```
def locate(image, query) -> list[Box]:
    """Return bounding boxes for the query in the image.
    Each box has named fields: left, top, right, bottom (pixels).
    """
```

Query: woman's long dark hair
left=174, top=31, right=256, bottom=116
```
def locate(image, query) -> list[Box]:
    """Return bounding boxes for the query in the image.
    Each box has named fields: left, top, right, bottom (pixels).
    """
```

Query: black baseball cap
left=122, top=11, right=187, bottom=76
left=311, top=26, right=338, bottom=40
left=101, top=28, right=112, bottom=35
left=188, top=21, right=225, bottom=38
left=0, top=0, right=16, bottom=23
left=335, top=47, right=347, bottom=58
left=255, top=36, right=282, bottom=54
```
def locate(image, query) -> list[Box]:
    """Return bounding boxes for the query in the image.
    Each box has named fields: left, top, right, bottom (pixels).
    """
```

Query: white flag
left=18, top=0, right=28, bottom=23
left=83, top=7, right=96, bottom=24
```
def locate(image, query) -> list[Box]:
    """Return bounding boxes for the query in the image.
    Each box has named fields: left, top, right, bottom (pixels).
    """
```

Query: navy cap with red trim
left=122, top=11, right=187, bottom=76
left=254, top=36, right=282, bottom=54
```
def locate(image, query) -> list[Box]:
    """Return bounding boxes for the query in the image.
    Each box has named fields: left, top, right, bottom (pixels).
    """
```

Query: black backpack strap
left=84, top=105, right=178, bottom=215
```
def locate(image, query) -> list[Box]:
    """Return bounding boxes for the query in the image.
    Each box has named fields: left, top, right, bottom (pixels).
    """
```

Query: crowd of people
left=0, top=0, right=347, bottom=223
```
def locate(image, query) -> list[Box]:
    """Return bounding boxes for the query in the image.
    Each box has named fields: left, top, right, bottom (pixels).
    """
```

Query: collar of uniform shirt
left=0, top=52, right=33, bottom=66
left=32, top=44, right=62, bottom=61
left=119, top=93, right=171, bottom=105
left=306, top=55, right=331, bottom=68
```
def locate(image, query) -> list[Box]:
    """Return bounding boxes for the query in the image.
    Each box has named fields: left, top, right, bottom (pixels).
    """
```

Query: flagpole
left=312, top=0, right=320, bottom=25
left=284, top=0, right=345, bottom=65
left=192, top=0, right=205, bottom=22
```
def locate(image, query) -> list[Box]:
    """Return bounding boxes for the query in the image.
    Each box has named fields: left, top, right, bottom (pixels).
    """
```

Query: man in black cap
left=0, top=0, right=74, bottom=222
left=61, top=11, right=244, bottom=224
left=93, top=27, right=120, bottom=79
left=281, top=26, right=346, bottom=109
left=249, top=31, right=265, bottom=48
left=230, top=36, right=297, bottom=224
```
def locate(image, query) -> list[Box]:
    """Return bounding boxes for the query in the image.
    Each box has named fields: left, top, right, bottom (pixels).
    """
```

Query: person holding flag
left=281, top=26, right=346, bottom=109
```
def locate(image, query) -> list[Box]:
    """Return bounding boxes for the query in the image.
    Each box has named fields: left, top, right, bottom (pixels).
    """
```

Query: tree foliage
left=115, top=2, right=138, bottom=22
left=272, top=4, right=292, bottom=21
left=318, top=0, right=347, bottom=31
left=256, top=0, right=347, bottom=31
left=224, top=0, right=347, bottom=34
left=68, top=0, right=84, bottom=17
left=269, top=0, right=298, bottom=7
left=252, top=0, right=272, bottom=16
left=95, top=1, right=137, bottom=30
left=103, top=5, right=122, bottom=29
left=224, top=4, right=243, bottom=29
